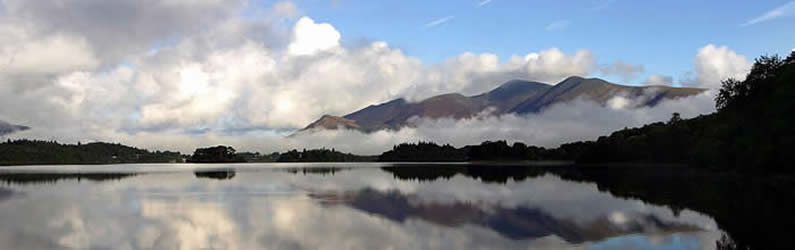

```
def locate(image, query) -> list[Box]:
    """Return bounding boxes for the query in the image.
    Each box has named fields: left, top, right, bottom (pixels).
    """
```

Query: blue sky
left=276, top=0, right=795, bottom=84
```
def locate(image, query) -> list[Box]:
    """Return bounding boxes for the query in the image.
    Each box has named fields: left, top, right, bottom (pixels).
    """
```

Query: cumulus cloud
left=0, top=1, right=724, bottom=154
left=685, top=44, right=752, bottom=89
left=599, top=61, right=645, bottom=82
left=0, top=0, right=248, bottom=67
left=288, top=17, right=341, bottom=56
left=644, top=74, right=674, bottom=85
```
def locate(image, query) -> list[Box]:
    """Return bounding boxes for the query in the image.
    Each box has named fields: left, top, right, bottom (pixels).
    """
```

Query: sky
left=0, top=0, right=793, bottom=154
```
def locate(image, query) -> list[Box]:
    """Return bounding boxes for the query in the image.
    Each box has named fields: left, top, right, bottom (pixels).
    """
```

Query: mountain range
left=298, top=76, right=705, bottom=134
left=0, top=120, right=29, bottom=136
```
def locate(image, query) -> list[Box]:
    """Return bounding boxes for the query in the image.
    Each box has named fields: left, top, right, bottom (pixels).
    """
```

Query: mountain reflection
left=310, top=188, right=702, bottom=243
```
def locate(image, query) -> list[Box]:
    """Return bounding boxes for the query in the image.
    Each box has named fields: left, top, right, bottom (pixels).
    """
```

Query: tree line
left=186, top=145, right=375, bottom=163
left=0, top=139, right=184, bottom=165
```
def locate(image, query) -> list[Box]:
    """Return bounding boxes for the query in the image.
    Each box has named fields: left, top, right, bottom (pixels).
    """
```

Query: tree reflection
left=194, top=169, right=236, bottom=180
left=382, top=164, right=549, bottom=184
left=283, top=167, right=349, bottom=176
left=0, top=173, right=137, bottom=185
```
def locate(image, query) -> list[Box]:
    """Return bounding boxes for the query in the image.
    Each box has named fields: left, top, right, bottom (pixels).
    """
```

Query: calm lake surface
left=0, top=163, right=790, bottom=250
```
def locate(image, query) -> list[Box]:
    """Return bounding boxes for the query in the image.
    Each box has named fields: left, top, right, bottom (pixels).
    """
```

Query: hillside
left=0, top=140, right=183, bottom=165
left=0, top=120, right=29, bottom=136
left=300, top=77, right=705, bottom=133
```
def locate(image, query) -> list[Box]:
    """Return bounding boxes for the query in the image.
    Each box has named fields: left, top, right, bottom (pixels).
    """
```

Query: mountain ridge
left=0, top=120, right=30, bottom=136
left=297, top=77, right=705, bottom=134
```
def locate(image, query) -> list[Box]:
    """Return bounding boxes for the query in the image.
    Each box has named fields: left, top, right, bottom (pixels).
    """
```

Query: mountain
left=511, top=76, right=705, bottom=113
left=299, top=115, right=362, bottom=131
left=298, top=77, right=705, bottom=133
left=0, top=120, right=30, bottom=136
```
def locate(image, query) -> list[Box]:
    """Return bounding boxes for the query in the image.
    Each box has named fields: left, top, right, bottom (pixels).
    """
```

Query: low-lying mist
left=5, top=91, right=714, bottom=156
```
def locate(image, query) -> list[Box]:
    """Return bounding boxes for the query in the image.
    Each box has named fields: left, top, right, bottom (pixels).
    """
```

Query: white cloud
left=742, top=1, right=795, bottom=26
left=287, top=17, right=342, bottom=56
left=599, top=61, right=645, bottom=82
left=0, top=28, right=99, bottom=76
left=644, top=74, right=674, bottom=85
left=545, top=20, right=571, bottom=31
left=272, top=1, right=300, bottom=18
left=0, top=0, right=248, bottom=67
left=424, top=16, right=455, bottom=29
left=0, top=1, right=723, bottom=154
left=477, top=0, right=493, bottom=7
left=687, top=44, right=752, bottom=89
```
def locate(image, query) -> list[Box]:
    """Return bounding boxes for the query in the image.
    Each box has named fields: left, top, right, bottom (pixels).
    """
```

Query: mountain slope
left=511, top=76, right=705, bottom=113
left=471, top=80, right=552, bottom=113
left=299, top=77, right=706, bottom=133
left=0, top=120, right=30, bottom=136
left=339, top=80, right=552, bottom=132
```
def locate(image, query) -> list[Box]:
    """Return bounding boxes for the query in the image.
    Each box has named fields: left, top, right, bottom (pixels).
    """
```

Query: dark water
left=0, top=163, right=790, bottom=250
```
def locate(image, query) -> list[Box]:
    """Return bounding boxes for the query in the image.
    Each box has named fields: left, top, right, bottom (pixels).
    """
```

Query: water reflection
left=0, top=172, right=137, bottom=185
left=0, top=187, right=15, bottom=202
left=283, top=167, right=350, bottom=176
left=313, top=188, right=701, bottom=243
left=194, top=169, right=236, bottom=180
left=0, top=164, right=733, bottom=249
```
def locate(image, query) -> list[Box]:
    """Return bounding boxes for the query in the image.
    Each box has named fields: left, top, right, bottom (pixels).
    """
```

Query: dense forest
left=189, top=146, right=377, bottom=163
left=276, top=148, right=375, bottom=162
left=0, top=141, right=371, bottom=165
left=187, top=146, right=247, bottom=163
left=0, top=139, right=183, bottom=165
left=379, top=142, right=467, bottom=162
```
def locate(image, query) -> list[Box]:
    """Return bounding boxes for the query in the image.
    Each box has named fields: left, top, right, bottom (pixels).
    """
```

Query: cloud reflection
left=0, top=165, right=722, bottom=249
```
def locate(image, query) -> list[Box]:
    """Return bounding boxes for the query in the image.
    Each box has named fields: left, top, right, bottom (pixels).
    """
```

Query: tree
left=188, top=145, right=241, bottom=163
left=668, top=112, right=682, bottom=124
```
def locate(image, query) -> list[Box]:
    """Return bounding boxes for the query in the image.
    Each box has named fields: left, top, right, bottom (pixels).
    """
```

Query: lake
left=0, top=163, right=791, bottom=250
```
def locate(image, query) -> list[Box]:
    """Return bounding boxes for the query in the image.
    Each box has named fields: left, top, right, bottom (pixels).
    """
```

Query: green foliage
left=188, top=145, right=243, bottom=163
left=379, top=142, right=467, bottom=162
left=565, top=51, right=795, bottom=173
left=277, top=148, right=374, bottom=162
left=379, top=140, right=565, bottom=162
left=0, top=139, right=183, bottom=165
left=233, top=152, right=279, bottom=162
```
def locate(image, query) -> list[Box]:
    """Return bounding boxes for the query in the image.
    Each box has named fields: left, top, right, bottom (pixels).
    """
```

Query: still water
left=0, top=163, right=784, bottom=250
